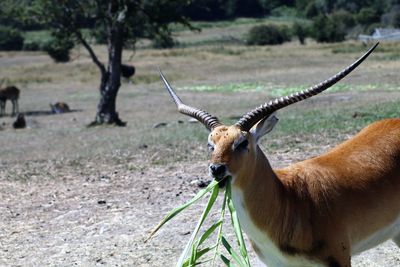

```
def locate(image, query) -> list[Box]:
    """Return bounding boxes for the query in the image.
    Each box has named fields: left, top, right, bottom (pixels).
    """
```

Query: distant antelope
left=50, top=102, right=70, bottom=114
left=121, top=64, right=136, bottom=79
left=0, top=86, right=20, bottom=116
left=12, top=113, right=26, bottom=129
left=161, top=43, right=400, bottom=267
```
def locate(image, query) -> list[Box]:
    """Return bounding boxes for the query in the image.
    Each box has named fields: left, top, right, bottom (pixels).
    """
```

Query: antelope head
left=160, top=43, right=378, bottom=187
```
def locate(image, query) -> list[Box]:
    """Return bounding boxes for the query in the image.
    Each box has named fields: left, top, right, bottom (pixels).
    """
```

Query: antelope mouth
left=216, top=175, right=232, bottom=189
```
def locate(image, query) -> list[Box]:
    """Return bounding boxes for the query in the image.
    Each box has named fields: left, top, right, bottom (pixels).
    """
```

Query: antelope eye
left=236, top=139, right=249, bottom=151
left=208, top=144, right=214, bottom=152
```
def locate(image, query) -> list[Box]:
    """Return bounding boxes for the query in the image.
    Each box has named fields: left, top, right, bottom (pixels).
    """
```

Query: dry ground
left=1, top=32, right=400, bottom=267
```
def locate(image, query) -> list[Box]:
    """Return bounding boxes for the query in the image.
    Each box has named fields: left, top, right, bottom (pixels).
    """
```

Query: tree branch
left=75, top=30, right=106, bottom=75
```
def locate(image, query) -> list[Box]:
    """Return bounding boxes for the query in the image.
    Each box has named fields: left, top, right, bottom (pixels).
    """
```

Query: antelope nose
left=209, top=164, right=226, bottom=179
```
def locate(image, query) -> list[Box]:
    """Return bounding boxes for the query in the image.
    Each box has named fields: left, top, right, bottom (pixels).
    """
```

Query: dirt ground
left=1, top=37, right=400, bottom=267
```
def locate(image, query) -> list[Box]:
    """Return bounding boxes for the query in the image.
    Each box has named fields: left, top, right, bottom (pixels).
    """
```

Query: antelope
left=50, top=102, right=70, bottom=114
left=121, top=64, right=136, bottom=79
left=12, top=113, right=26, bottom=129
left=160, top=43, right=400, bottom=267
left=0, top=86, right=20, bottom=117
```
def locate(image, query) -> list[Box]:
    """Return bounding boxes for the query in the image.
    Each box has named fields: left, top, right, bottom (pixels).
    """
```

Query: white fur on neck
left=230, top=184, right=324, bottom=267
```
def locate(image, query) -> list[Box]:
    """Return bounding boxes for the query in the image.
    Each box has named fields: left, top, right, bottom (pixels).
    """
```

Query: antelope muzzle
left=209, top=163, right=230, bottom=188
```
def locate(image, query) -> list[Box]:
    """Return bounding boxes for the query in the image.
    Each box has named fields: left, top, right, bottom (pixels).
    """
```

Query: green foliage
left=22, top=40, right=41, bottom=51
left=151, top=31, right=176, bottom=49
left=0, top=26, right=24, bottom=51
left=92, top=25, right=107, bottom=45
left=44, top=37, right=74, bottom=63
left=292, top=22, right=308, bottom=44
left=356, top=7, right=380, bottom=25
left=246, top=24, right=291, bottom=46
left=270, top=5, right=299, bottom=17
left=393, top=11, right=400, bottom=27
left=0, top=0, right=43, bottom=30
left=149, top=179, right=252, bottom=266
left=331, top=9, right=356, bottom=28
left=304, top=1, right=320, bottom=18
left=312, top=15, right=346, bottom=43
left=23, top=30, right=53, bottom=51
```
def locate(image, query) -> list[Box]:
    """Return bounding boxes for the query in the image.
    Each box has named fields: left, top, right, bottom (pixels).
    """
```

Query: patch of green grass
left=134, top=73, right=161, bottom=84
left=373, top=53, right=400, bottom=61
left=181, top=82, right=264, bottom=92
left=172, top=17, right=310, bottom=32
left=178, top=36, right=244, bottom=48
left=181, top=82, right=398, bottom=95
left=23, top=30, right=53, bottom=43
left=269, top=84, right=399, bottom=97
left=171, top=18, right=268, bottom=32
left=273, top=100, right=400, bottom=137
left=205, top=46, right=245, bottom=56
left=331, top=42, right=400, bottom=54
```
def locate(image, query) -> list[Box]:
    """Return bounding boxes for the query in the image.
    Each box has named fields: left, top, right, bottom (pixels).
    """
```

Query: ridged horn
left=236, top=42, right=379, bottom=132
left=159, top=69, right=222, bottom=131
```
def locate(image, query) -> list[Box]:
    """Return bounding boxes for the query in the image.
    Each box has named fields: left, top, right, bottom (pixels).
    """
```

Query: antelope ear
left=250, top=114, right=279, bottom=142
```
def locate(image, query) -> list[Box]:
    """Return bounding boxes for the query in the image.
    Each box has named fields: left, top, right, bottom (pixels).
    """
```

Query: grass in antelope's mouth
left=216, top=175, right=230, bottom=189
left=147, top=176, right=251, bottom=266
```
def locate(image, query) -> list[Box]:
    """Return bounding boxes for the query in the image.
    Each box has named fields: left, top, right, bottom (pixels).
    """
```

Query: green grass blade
left=188, top=221, right=221, bottom=265
left=178, top=184, right=220, bottom=266
left=226, top=182, right=251, bottom=266
left=212, top=184, right=229, bottom=266
left=198, top=220, right=222, bottom=246
left=183, top=257, right=214, bottom=267
left=192, top=246, right=216, bottom=265
left=221, top=236, right=246, bottom=267
left=147, top=179, right=219, bottom=240
left=221, top=254, right=236, bottom=267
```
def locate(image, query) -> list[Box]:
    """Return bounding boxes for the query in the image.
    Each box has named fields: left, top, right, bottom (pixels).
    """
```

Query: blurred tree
left=0, top=26, right=24, bottom=51
left=246, top=24, right=291, bottom=45
left=292, top=22, right=308, bottom=44
left=356, top=7, right=380, bottom=25
left=32, top=0, right=194, bottom=126
left=304, top=1, right=320, bottom=18
left=312, top=14, right=346, bottom=42
left=0, top=0, right=43, bottom=30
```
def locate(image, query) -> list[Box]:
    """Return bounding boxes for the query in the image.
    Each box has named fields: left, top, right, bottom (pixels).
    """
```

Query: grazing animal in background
left=0, top=86, right=20, bottom=117
left=50, top=102, right=70, bottom=114
left=12, top=113, right=26, bottom=129
left=121, top=64, right=136, bottom=79
left=161, top=43, right=400, bottom=267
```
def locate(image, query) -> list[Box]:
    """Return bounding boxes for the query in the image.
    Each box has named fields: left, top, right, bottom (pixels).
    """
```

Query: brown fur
left=0, top=86, right=20, bottom=116
left=209, top=119, right=400, bottom=266
left=50, top=102, right=70, bottom=114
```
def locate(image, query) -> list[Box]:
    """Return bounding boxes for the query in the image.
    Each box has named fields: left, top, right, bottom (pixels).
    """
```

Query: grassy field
left=1, top=23, right=400, bottom=266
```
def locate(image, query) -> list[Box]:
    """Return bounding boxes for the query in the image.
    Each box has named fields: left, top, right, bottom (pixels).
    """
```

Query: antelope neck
left=232, top=146, right=285, bottom=229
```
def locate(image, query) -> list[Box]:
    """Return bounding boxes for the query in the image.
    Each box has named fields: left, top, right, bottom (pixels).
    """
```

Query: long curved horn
left=236, top=43, right=379, bottom=132
left=159, top=69, right=222, bottom=131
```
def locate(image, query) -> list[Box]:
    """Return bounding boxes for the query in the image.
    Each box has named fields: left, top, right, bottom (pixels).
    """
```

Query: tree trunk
left=93, top=20, right=126, bottom=126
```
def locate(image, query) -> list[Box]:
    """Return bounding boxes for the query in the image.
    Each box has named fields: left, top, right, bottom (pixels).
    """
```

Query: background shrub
left=151, top=32, right=175, bottom=49
left=0, top=26, right=24, bottom=51
left=356, top=7, right=380, bottom=25
left=44, top=38, right=74, bottom=63
left=304, top=1, right=319, bottom=18
left=92, top=25, right=107, bottom=44
left=246, top=24, right=291, bottom=46
left=393, top=12, right=400, bottom=27
left=292, top=22, right=308, bottom=45
left=312, top=15, right=346, bottom=43
left=331, top=10, right=356, bottom=28
left=22, top=39, right=44, bottom=51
